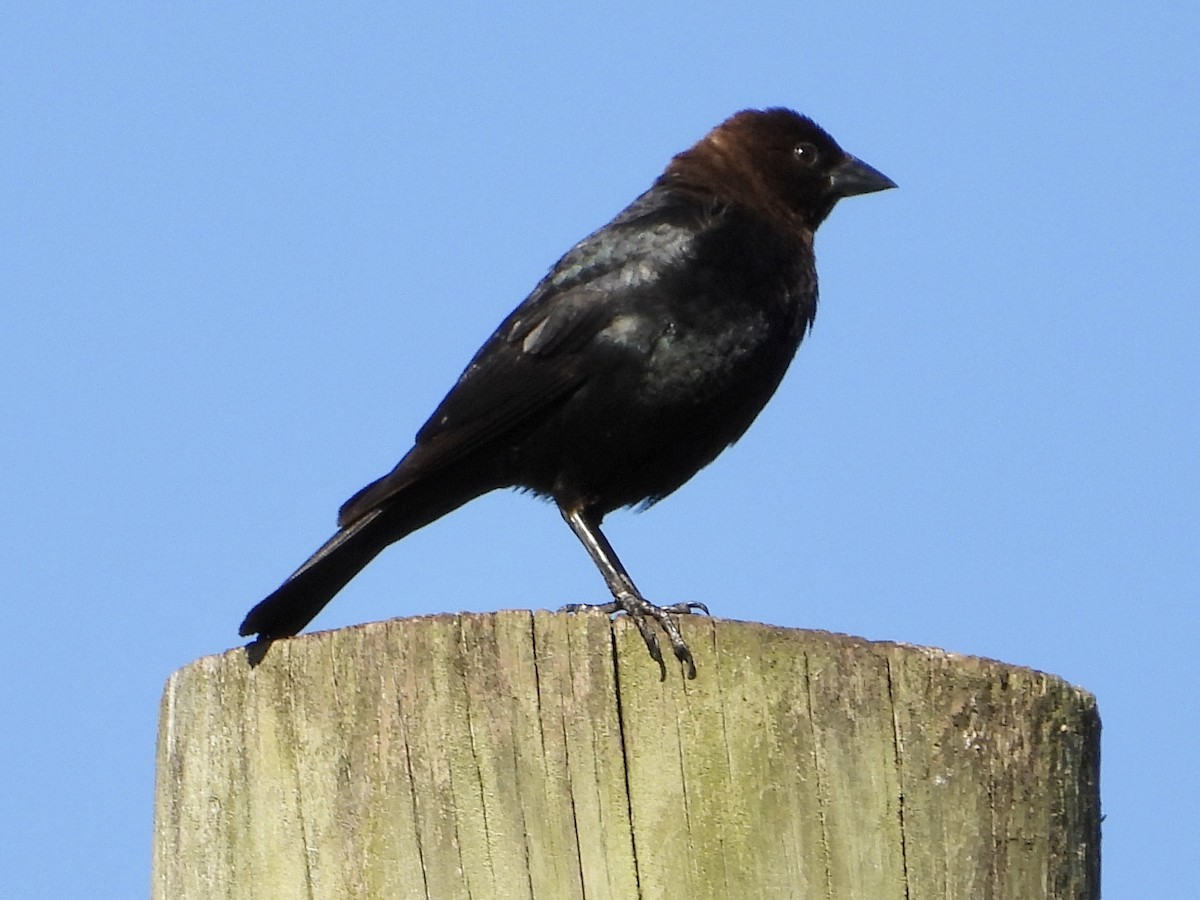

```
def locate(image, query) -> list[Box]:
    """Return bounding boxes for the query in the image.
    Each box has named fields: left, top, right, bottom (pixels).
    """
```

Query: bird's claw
left=562, top=594, right=702, bottom=679
left=660, top=600, right=710, bottom=616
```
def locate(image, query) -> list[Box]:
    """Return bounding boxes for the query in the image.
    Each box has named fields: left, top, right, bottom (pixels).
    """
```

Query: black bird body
left=240, top=108, right=894, bottom=675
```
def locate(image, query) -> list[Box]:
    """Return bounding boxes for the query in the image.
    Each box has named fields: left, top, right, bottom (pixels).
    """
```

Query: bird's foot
left=561, top=595, right=708, bottom=679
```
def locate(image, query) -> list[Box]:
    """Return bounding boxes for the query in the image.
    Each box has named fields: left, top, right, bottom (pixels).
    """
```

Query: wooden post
left=153, top=612, right=1100, bottom=899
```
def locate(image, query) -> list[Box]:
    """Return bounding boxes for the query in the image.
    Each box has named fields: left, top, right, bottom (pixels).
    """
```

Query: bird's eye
left=793, top=142, right=819, bottom=167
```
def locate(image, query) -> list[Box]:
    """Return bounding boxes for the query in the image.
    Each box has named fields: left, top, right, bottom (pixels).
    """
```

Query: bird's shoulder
left=532, top=185, right=717, bottom=297
left=453, top=186, right=712, bottom=364
left=400, top=189, right=713, bottom=456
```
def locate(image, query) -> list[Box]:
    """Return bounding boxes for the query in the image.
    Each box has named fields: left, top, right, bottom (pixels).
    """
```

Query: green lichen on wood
left=154, top=613, right=1099, bottom=899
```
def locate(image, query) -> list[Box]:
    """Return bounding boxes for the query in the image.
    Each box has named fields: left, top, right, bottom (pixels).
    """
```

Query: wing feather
left=337, top=186, right=712, bottom=526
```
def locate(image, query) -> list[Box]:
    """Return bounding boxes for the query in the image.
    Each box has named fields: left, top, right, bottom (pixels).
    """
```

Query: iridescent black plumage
left=240, top=108, right=894, bottom=677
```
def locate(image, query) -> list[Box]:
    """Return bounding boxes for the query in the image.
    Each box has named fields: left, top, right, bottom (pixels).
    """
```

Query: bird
left=240, top=107, right=894, bottom=678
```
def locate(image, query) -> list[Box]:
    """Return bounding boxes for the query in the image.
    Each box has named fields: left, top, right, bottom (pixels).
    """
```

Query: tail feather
left=241, top=466, right=501, bottom=642
left=239, top=507, right=392, bottom=640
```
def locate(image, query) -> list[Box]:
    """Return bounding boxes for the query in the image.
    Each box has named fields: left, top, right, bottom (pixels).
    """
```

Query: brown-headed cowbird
left=240, top=107, right=894, bottom=677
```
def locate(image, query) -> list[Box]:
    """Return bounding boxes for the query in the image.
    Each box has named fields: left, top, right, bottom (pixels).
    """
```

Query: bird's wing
left=337, top=188, right=712, bottom=526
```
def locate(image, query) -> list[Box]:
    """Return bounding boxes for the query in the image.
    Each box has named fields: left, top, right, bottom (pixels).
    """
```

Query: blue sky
left=3, top=4, right=1196, bottom=896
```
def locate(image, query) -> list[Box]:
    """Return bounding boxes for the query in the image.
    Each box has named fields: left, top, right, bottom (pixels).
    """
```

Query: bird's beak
left=829, top=155, right=897, bottom=198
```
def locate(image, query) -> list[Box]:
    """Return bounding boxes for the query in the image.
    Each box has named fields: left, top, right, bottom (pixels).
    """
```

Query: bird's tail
left=238, top=507, right=395, bottom=641
left=239, top=468, right=497, bottom=642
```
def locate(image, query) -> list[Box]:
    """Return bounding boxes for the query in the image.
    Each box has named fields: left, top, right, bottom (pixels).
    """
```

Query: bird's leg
left=558, top=505, right=707, bottom=679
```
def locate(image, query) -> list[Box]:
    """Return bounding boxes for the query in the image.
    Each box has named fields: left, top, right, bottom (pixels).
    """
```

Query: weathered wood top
left=153, top=611, right=1099, bottom=899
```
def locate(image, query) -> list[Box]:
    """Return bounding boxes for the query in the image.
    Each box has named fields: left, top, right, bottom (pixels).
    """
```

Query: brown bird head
left=665, top=107, right=896, bottom=230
